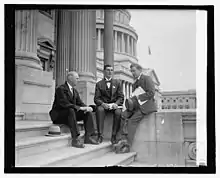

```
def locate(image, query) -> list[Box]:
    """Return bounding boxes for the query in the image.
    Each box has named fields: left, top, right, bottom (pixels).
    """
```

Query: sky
left=129, top=10, right=196, bottom=91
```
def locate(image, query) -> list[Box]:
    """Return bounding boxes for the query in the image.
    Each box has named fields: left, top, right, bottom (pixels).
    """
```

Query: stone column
left=15, top=10, right=42, bottom=70
left=130, top=83, right=133, bottom=95
left=98, top=28, right=101, bottom=50
left=114, top=31, right=118, bottom=52
left=56, top=10, right=71, bottom=86
left=131, top=37, right=134, bottom=56
left=104, top=10, right=114, bottom=67
left=126, top=82, right=129, bottom=99
left=15, top=10, right=53, bottom=119
left=68, top=10, right=97, bottom=105
left=122, top=80, right=126, bottom=98
left=69, top=10, right=96, bottom=81
left=134, top=40, right=136, bottom=57
left=127, top=35, right=130, bottom=55
left=121, top=32, right=125, bottom=53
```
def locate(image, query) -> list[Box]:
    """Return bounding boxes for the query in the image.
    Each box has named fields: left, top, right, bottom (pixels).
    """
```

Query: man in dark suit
left=49, top=71, right=98, bottom=148
left=119, top=63, right=157, bottom=147
left=94, top=65, right=124, bottom=144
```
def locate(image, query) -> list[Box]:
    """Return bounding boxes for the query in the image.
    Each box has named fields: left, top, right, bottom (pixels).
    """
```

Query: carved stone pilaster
left=15, top=10, right=42, bottom=70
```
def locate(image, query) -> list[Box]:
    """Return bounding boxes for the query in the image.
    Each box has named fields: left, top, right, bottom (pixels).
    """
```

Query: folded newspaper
left=130, top=86, right=148, bottom=105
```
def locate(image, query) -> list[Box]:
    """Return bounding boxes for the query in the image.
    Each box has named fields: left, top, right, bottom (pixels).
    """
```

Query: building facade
left=15, top=9, right=161, bottom=120
left=160, top=89, right=196, bottom=110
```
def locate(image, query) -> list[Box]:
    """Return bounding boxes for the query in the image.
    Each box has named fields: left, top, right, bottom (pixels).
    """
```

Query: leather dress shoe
left=84, top=136, right=99, bottom=145
left=97, top=135, right=103, bottom=144
left=111, top=135, right=117, bottom=145
left=72, top=139, right=85, bottom=148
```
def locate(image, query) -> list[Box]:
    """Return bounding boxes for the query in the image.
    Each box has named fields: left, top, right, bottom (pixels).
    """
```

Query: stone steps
left=77, top=152, right=137, bottom=167
left=15, top=120, right=84, bottom=139
left=16, top=141, right=112, bottom=167
left=15, top=120, right=137, bottom=167
left=16, top=131, right=85, bottom=160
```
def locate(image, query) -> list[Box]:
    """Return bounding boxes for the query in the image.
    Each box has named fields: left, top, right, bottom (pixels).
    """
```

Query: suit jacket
left=133, top=74, right=157, bottom=114
left=94, top=78, right=124, bottom=106
left=49, top=81, right=87, bottom=122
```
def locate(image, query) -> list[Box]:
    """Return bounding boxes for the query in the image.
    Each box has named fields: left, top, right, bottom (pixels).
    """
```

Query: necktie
left=71, top=87, right=74, bottom=97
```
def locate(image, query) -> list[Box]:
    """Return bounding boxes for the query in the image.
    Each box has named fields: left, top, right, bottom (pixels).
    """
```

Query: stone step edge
left=16, top=130, right=85, bottom=149
left=78, top=152, right=137, bottom=167
left=16, top=121, right=84, bottom=131
left=16, top=142, right=112, bottom=167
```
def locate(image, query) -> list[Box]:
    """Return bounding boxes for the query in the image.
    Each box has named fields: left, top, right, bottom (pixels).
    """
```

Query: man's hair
left=104, top=64, right=113, bottom=70
left=66, top=71, right=78, bottom=79
left=130, top=63, right=142, bottom=71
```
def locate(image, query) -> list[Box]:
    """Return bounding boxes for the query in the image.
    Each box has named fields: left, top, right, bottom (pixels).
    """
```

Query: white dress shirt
left=67, top=82, right=73, bottom=95
left=105, top=77, right=112, bottom=89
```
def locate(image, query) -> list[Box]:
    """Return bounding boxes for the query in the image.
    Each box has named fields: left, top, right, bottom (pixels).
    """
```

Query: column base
left=15, top=65, right=54, bottom=120
left=15, top=51, right=42, bottom=70
left=76, top=79, right=96, bottom=106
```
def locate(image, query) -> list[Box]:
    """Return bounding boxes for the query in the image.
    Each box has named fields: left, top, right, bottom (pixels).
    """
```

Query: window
left=167, top=105, right=171, bottom=109
left=162, top=100, right=164, bottom=103
left=185, top=105, right=189, bottom=109
left=172, top=105, right=177, bottom=109
left=117, top=32, right=122, bottom=52
left=100, top=29, right=104, bottom=49
left=39, top=57, right=47, bottom=71
left=96, top=29, right=98, bottom=49
left=173, top=100, right=176, bottom=102
left=179, top=105, right=183, bottom=109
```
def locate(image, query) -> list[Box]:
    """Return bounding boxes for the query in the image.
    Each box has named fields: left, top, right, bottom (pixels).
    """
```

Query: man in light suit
left=119, top=63, right=157, bottom=147
left=49, top=71, right=98, bottom=148
left=94, top=65, right=124, bottom=144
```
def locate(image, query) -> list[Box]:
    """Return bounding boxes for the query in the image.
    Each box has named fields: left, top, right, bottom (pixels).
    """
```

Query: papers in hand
left=108, top=103, right=123, bottom=110
left=131, top=86, right=148, bottom=106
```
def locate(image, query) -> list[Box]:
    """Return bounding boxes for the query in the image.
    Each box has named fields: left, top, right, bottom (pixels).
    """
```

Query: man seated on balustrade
left=49, top=71, right=99, bottom=148
left=115, top=63, right=157, bottom=153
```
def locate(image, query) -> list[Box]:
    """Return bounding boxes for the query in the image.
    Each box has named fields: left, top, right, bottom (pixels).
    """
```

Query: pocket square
left=113, top=86, right=116, bottom=88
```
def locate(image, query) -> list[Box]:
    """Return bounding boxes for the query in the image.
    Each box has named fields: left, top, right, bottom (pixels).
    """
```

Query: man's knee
left=68, top=108, right=76, bottom=116
left=96, top=105, right=105, bottom=114
left=114, top=109, right=122, bottom=118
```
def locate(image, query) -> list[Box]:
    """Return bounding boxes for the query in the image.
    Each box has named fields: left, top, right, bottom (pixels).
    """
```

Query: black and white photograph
left=4, top=2, right=216, bottom=174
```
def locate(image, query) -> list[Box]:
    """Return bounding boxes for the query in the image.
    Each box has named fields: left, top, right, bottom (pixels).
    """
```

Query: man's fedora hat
left=125, top=96, right=139, bottom=111
left=45, top=125, right=64, bottom=137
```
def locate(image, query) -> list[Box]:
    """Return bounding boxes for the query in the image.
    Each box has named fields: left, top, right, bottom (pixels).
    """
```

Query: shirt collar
left=105, top=77, right=112, bottom=81
left=136, top=73, right=142, bottom=81
left=67, top=82, right=73, bottom=91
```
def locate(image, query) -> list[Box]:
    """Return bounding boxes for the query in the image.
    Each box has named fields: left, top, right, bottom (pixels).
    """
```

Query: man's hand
left=101, top=103, right=110, bottom=110
left=79, top=106, right=93, bottom=113
left=79, top=107, right=87, bottom=111
left=111, top=103, right=118, bottom=110
left=85, top=106, right=93, bottom=112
